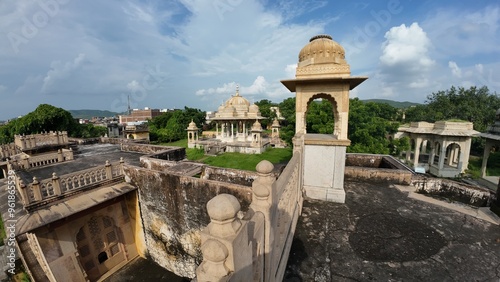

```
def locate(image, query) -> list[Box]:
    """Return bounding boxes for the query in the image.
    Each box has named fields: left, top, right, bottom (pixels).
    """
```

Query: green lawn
left=467, top=152, right=500, bottom=178
left=157, top=139, right=293, bottom=171
left=202, top=147, right=293, bottom=171
left=159, top=139, right=188, bottom=148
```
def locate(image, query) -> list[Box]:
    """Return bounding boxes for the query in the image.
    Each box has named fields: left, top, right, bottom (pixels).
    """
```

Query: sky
left=1, top=0, right=500, bottom=120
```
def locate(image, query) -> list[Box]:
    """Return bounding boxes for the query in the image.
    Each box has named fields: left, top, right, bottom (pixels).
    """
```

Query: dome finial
left=310, top=34, right=332, bottom=42
left=235, top=84, right=240, bottom=96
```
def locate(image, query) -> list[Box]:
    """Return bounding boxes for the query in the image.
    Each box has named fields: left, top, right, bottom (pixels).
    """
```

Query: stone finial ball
left=207, top=194, right=241, bottom=221
left=256, top=160, right=274, bottom=174
left=201, top=239, right=228, bottom=262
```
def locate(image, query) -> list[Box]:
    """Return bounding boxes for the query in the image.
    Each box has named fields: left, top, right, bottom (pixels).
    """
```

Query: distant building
left=187, top=87, right=270, bottom=154
left=119, top=107, right=161, bottom=124
left=397, top=121, right=479, bottom=177
left=123, top=122, right=150, bottom=141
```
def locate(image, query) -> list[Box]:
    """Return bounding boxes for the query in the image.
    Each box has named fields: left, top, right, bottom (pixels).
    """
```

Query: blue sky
left=1, top=0, right=499, bottom=120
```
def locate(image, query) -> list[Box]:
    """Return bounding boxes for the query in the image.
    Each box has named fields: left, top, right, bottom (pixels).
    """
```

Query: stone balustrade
left=17, top=158, right=125, bottom=210
left=14, top=131, right=68, bottom=151
left=196, top=152, right=303, bottom=281
left=7, top=149, right=74, bottom=170
left=0, top=144, right=20, bottom=159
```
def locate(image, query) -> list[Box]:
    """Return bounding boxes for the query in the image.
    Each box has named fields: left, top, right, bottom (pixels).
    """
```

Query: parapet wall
left=124, top=166, right=252, bottom=278
left=200, top=166, right=264, bottom=187
left=345, top=154, right=413, bottom=185
left=121, top=143, right=184, bottom=156
left=411, top=176, right=495, bottom=207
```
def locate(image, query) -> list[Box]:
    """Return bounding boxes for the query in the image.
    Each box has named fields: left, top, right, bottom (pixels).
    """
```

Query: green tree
left=255, top=99, right=277, bottom=129
left=306, top=99, right=334, bottom=134
left=348, top=98, right=400, bottom=154
left=278, top=97, right=296, bottom=145
left=148, top=107, right=206, bottom=143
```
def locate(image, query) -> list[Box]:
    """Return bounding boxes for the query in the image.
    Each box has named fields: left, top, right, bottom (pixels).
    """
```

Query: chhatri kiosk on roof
left=187, top=86, right=285, bottom=154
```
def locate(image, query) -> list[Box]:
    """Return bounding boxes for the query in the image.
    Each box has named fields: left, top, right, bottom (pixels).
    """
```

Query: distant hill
left=69, top=109, right=121, bottom=119
left=362, top=99, right=421, bottom=109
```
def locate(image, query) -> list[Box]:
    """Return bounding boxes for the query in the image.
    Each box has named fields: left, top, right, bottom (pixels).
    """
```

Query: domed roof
left=298, top=34, right=347, bottom=65
left=249, top=103, right=260, bottom=113
left=225, top=87, right=250, bottom=108
left=251, top=120, right=263, bottom=131
left=187, top=120, right=198, bottom=130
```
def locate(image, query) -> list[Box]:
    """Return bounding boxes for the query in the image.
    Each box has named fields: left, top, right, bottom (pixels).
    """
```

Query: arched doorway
left=76, top=216, right=126, bottom=281
left=304, top=94, right=338, bottom=136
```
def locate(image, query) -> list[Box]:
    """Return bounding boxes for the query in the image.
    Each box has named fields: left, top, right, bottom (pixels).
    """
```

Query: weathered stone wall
left=411, top=176, right=495, bottom=207
left=200, top=166, right=269, bottom=187
left=345, top=166, right=412, bottom=185
left=124, top=166, right=252, bottom=278
left=100, top=137, right=148, bottom=145
left=121, top=143, right=185, bottom=158
left=68, top=137, right=101, bottom=145
left=140, top=156, right=178, bottom=171
left=346, top=154, right=383, bottom=167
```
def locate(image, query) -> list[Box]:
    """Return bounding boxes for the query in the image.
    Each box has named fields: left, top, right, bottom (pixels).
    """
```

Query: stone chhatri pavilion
left=187, top=87, right=270, bottom=154
left=397, top=121, right=479, bottom=178
left=281, top=34, right=367, bottom=203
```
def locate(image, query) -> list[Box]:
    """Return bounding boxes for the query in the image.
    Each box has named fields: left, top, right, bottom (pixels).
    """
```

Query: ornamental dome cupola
left=296, top=34, right=351, bottom=78
left=187, top=120, right=198, bottom=130
left=249, top=103, right=260, bottom=114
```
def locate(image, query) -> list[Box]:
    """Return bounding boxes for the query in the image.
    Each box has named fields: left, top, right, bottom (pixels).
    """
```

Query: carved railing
left=196, top=152, right=303, bottom=282
left=7, top=149, right=74, bottom=170
left=14, top=131, right=68, bottom=150
left=28, top=152, right=59, bottom=168
left=0, top=144, right=20, bottom=159
left=16, top=158, right=125, bottom=210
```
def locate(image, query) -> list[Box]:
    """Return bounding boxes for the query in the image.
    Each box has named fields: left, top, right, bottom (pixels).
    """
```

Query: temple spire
left=235, top=84, right=240, bottom=96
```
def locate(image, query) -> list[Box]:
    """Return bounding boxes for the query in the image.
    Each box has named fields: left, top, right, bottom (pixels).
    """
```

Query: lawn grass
left=467, top=151, right=500, bottom=178
left=202, top=147, right=293, bottom=171
left=159, top=139, right=188, bottom=148
left=158, top=139, right=293, bottom=171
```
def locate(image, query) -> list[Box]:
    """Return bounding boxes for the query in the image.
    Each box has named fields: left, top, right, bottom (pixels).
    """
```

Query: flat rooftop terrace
left=285, top=180, right=500, bottom=281
left=16, top=143, right=143, bottom=183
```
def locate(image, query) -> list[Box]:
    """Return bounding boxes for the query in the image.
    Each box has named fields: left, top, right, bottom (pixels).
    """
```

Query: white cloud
left=42, top=53, right=86, bottom=93
left=422, top=6, right=500, bottom=56
left=380, top=23, right=434, bottom=69
left=448, top=61, right=462, bottom=78
left=285, top=64, right=297, bottom=78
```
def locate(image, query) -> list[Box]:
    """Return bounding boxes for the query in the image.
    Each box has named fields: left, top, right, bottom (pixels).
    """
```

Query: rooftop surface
left=16, top=143, right=143, bottom=183
left=284, top=180, right=500, bottom=281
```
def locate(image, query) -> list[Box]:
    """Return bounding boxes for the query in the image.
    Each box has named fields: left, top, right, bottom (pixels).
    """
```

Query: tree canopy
left=148, top=107, right=206, bottom=143
left=0, top=104, right=106, bottom=144
left=405, top=86, right=500, bottom=132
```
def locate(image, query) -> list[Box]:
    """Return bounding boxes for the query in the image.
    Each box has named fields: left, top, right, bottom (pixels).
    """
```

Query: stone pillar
left=57, top=149, right=63, bottom=162
left=250, top=160, right=275, bottom=282
left=461, top=139, right=472, bottom=173
left=196, top=194, right=252, bottom=282
left=480, top=141, right=493, bottom=177
left=18, top=180, right=30, bottom=205
left=52, top=173, right=61, bottom=196
left=105, top=160, right=113, bottom=179
left=438, top=143, right=447, bottom=170
left=447, top=145, right=454, bottom=166
left=413, top=138, right=422, bottom=169
left=119, top=157, right=125, bottom=175
left=429, top=145, right=436, bottom=166
left=22, top=156, right=30, bottom=169
left=32, top=177, right=42, bottom=201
